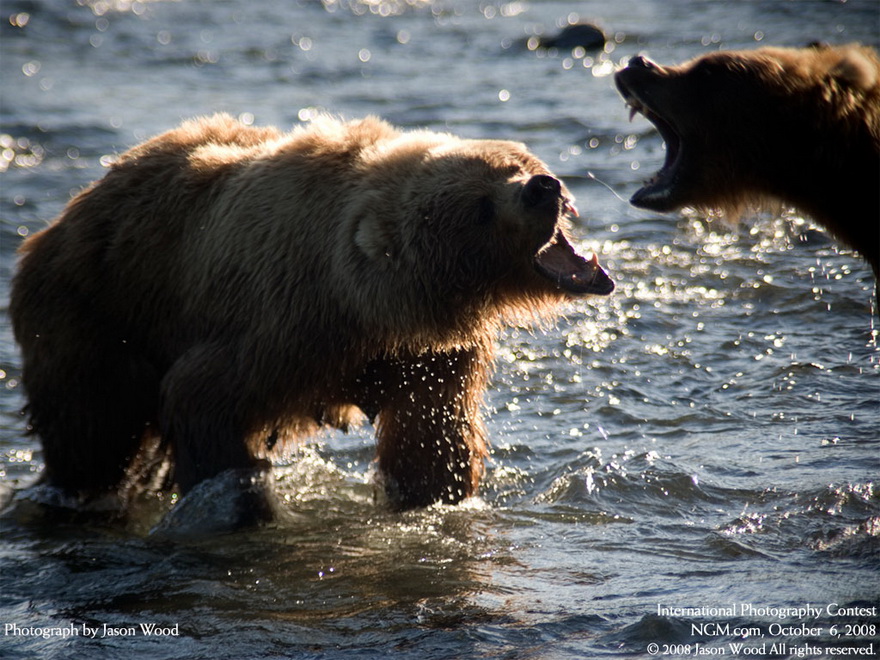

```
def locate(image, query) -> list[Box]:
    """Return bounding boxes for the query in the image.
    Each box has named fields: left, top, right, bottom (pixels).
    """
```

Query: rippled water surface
left=1, top=1, right=879, bottom=659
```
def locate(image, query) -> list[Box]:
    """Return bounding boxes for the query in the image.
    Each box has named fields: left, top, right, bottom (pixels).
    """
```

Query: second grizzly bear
left=10, top=114, right=614, bottom=514
left=615, top=43, right=879, bottom=282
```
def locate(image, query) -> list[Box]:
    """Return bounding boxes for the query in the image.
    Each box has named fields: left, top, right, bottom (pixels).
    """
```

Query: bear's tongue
left=534, top=232, right=615, bottom=296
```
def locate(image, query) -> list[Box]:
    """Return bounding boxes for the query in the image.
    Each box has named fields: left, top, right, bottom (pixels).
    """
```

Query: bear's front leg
left=373, top=348, right=491, bottom=510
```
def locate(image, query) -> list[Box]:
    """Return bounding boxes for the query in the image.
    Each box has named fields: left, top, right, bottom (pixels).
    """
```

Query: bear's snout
left=522, top=175, right=562, bottom=211
left=627, top=54, right=657, bottom=70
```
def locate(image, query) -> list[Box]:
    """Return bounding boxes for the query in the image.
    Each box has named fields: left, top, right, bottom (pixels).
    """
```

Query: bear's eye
left=691, top=60, right=715, bottom=76
left=475, top=196, right=495, bottom=225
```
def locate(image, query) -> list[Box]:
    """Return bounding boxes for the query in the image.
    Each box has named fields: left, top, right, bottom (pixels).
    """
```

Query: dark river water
left=1, top=1, right=878, bottom=659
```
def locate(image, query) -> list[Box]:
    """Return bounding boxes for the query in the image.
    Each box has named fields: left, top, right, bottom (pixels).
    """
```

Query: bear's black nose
left=627, top=54, right=656, bottom=69
left=522, top=175, right=561, bottom=209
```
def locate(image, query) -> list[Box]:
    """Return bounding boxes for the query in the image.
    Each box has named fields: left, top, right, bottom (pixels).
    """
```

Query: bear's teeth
left=625, top=99, right=645, bottom=122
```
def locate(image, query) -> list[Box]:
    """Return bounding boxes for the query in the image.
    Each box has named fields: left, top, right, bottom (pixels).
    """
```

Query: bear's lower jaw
left=630, top=169, right=681, bottom=212
left=533, top=231, right=615, bottom=296
left=630, top=119, right=685, bottom=212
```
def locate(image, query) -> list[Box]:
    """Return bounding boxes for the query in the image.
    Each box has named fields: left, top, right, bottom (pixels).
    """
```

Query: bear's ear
left=830, top=49, right=877, bottom=90
left=354, top=211, right=400, bottom=264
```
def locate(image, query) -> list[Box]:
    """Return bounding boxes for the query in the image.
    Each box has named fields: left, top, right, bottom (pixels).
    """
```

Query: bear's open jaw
left=533, top=230, right=614, bottom=296
left=618, top=89, right=683, bottom=211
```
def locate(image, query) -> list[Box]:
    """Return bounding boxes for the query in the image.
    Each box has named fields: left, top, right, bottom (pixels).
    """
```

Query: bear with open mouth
left=10, top=113, right=614, bottom=517
left=615, top=43, right=879, bottom=286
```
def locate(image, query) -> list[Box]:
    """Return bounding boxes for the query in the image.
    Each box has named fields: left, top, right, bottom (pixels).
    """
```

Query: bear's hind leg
left=22, top=345, right=159, bottom=498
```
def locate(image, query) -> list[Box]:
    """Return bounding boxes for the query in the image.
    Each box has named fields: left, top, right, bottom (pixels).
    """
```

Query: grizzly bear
left=614, top=43, right=879, bottom=284
left=10, top=114, right=614, bottom=515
